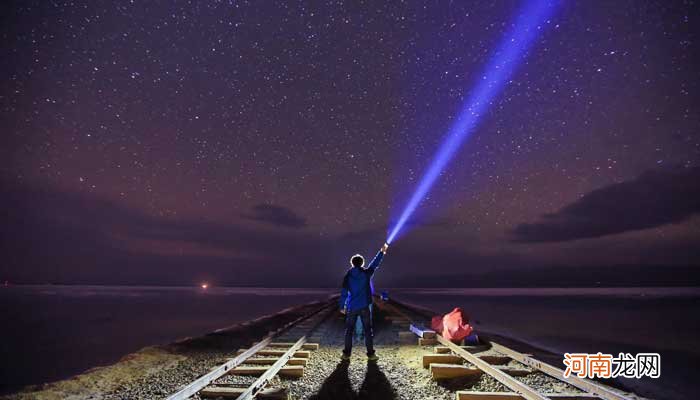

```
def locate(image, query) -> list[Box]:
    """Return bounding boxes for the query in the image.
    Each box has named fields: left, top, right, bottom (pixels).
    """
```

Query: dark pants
left=343, top=306, right=374, bottom=356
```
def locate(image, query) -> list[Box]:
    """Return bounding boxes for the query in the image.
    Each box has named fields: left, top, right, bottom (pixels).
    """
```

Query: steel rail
left=386, top=299, right=635, bottom=400
left=235, top=306, right=333, bottom=400
left=380, top=300, right=546, bottom=400
left=164, top=299, right=334, bottom=400
left=435, top=334, right=549, bottom=400
left=489, top=343, right=631, bottom=400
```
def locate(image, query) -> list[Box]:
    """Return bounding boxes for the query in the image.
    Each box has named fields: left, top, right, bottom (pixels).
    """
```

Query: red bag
left=440, top=307, right=473, bottom=343
left=430, top=315, right=444, bottom=333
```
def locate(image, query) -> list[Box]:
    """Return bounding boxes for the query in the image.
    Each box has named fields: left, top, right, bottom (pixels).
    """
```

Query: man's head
left=350, top=254, right=365, bottom=269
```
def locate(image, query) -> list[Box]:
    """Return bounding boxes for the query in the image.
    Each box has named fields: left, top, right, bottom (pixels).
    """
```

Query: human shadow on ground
left=309, top=360, right=397, bottom=400
left=357, top=361, right=397, bottom=399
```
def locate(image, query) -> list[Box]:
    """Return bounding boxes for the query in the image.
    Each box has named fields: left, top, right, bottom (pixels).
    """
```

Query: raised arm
left=366, top=243, right=389, bottom=274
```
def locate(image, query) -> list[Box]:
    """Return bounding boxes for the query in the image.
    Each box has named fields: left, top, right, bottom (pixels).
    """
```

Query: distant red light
left=201, top=283, right=208, bottom=290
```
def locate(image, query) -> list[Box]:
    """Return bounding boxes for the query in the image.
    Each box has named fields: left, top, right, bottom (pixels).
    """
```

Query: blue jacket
left=339, top=251, right=384, bottom=311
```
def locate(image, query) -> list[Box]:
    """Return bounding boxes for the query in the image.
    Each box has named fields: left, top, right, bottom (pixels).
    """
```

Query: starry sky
left=1, top=1, right=699, bottom=287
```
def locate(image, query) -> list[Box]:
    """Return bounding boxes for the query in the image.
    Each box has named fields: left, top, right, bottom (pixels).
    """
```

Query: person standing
left=339, top=243, right=389, bottom=361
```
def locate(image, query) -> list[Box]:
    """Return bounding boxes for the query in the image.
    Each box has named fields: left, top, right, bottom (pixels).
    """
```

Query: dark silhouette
left=357, top=361, right=397, bottom=399
left=339, top=243, right=389, bottom=359
left=309, top=360, right=354, bottom=400
left=309, top=360, right=397, bottom=400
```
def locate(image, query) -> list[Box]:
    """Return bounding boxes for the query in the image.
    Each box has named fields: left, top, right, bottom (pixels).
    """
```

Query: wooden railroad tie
left=410, top=323, right=439, bottom=345
left=230, top=341, right=320, bottom=381
left=419, top=337, right=438, bottom=346
left=243, top=357, right=308, bottom=366
left=430, top=363, right=483, bottom=380
left=422, top=353, right=464, bottom=368
left=456, top=392, right=603, bottom=400
left=423, top=354, right=512, bottom=366
left=230, top=365, right=304, bottom=378
left=478, top=355, right=512, bottom=365
left=429, top=363, right=532, bottom=380
left=434, top=345, right=452, bottom=354
left=200, top=386, right=288, bottom=399
left=255, top=342, right=320, bottom=350
left=236, top=349, right=311, bottom=358
left=493, top=365, right=534, bottom=377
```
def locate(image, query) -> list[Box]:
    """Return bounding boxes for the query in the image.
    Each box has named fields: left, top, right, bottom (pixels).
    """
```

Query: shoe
left=367, top=353, right=378, bottom=361
left=341, top=353, right=351, bottom=361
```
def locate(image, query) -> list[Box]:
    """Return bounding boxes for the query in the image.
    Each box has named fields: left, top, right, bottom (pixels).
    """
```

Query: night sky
left=2, top=1, right=699, bottom=287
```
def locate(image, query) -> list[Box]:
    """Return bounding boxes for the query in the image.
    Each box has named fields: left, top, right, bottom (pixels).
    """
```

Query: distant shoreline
left=3, top=283, right=700, bottom=289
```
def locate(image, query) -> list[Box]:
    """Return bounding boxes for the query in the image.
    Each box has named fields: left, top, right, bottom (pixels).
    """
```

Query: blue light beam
left=387, top=0, right=560, bottom=244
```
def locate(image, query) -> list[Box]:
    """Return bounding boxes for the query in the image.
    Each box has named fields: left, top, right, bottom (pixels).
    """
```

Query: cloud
left=512, top=167, right=700, bottom=242
left=2, top=174, right=698, bottom=288
left=243, top=204, right=307, bottom=228
left=0, top=179, right=325, bottom=286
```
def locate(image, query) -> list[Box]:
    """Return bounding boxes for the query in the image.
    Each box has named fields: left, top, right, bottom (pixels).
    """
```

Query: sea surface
left=1, top=286, right=698, bottom=399
left=0, top=285, right=336, bottom=394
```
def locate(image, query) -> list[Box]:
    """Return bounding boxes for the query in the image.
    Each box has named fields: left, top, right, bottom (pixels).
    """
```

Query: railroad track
left=163, top=297, right=639, bottom=400
left=164, top=299, right=335, bottom=400
left=377, top=299, right=637, bottom=400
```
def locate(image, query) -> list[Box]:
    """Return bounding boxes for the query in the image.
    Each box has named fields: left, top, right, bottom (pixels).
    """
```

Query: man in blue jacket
left=339, top=242, right=389, bottom=361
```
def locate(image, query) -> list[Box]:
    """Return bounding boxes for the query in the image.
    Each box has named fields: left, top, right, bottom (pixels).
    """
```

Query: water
left=0, top=285, right=335, bottom=394
left=1, top=286, right=698, bottom=399
left=390, top=287, right=700, bottom=400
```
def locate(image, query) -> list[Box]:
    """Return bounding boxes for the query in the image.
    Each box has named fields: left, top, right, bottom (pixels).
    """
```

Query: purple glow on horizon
left=387, top=0, right=561, bottom=244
